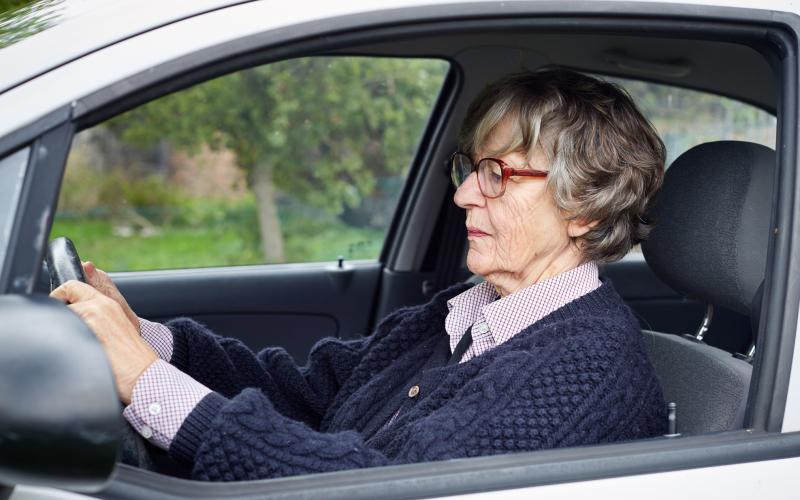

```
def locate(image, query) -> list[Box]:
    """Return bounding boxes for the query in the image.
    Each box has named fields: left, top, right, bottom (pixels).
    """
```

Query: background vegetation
left=0, top=0, right=62, bottom=49
left=51, top=57, right=448, bottom=270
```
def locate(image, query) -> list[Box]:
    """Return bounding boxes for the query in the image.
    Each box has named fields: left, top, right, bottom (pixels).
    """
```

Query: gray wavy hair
left=458, top=68, right=666, bottom=263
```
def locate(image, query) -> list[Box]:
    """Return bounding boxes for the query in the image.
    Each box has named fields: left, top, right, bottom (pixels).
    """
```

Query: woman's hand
left=81, top=261, right=140, bottom=333
left=50, top=280, right=157, bottom=404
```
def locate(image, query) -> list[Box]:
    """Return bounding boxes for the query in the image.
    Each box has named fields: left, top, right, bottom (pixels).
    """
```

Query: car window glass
left=52, top=56, right=450, bottom=271
left=597, top=75, right=776, bottom=257
left=0, top=147, right=30, bottom=269
left=601, top=75, right=776, bottom=165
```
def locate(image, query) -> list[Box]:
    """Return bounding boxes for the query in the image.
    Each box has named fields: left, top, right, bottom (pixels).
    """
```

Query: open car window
left=51, top=56, right=449, bottom=271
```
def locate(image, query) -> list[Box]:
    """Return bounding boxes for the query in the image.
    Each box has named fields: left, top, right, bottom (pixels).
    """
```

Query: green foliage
left=0, top=0, right=62, bottom=48
left=50, top=218, right=263, bottom=271
left=57, top=156, right=183, bottom=224
left=110, top=57, right=449, bottom=217
left=602, top=75, right=776, bottom=164
left=50, top=200, right=383, bottom=271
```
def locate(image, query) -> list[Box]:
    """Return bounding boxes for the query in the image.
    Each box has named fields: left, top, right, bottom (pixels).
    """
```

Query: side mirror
left=0, top=295, right=120, bottom=491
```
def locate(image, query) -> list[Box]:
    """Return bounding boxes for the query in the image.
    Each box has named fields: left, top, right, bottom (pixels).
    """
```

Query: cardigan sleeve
left=160, top=308, right=407, bottom=428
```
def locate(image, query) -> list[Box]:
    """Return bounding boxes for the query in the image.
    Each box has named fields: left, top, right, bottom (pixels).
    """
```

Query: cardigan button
left=408, top=385, right=420, bottom=398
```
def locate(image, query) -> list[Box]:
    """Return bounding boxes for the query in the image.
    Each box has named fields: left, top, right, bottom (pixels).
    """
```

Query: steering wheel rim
left=46, top=237, right=87, bottom=291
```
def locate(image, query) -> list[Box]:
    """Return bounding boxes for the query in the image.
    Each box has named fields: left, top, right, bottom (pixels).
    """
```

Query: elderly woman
left=52, top=68, right=667, bottom=481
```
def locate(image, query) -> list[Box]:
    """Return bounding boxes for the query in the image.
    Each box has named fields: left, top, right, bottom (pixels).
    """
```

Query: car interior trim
left=749, top=26, right=800, bottom=433
left=0, top=104, right=72, bottom=161
left=1, top=121, right=74, bottom=294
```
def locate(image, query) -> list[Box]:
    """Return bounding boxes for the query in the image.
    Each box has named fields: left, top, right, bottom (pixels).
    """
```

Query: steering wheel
left=45, top=237, right=87, bottom=291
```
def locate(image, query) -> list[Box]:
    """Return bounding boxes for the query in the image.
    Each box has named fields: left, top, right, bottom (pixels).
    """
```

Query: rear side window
left=602, top=75, right=776, bottom=165
left=52, top=56, right=450, bottom=271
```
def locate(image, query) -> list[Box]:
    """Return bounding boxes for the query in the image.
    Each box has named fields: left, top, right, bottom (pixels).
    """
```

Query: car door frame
left=1, top=1, right=799, bottom=498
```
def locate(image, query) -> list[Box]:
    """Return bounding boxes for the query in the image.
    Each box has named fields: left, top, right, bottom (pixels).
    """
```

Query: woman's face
left=454, top=120, right=585, bottom=295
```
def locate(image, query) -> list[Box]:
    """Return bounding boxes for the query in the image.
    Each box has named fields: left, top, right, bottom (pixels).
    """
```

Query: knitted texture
left=167, top=280, right=666, bottom=481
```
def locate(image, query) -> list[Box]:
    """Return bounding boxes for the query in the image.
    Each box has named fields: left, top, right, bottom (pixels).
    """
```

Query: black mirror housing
left=0, top=295, right=120, bottom=491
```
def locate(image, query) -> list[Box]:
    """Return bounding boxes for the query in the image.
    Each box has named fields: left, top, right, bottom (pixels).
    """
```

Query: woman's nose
left=453, top=171, right=485, bottom=208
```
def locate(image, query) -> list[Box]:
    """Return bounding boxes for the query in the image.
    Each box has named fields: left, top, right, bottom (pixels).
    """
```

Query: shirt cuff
left=139, top=318, right=174, bottom=362
left=122, top=359, right=211, bottom=451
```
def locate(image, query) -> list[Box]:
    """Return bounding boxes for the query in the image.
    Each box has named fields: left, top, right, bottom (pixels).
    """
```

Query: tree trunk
left=250, top=165, right=285, bottom=263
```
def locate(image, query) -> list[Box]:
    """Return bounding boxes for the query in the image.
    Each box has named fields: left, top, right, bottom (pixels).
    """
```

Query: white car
left=1, top=0, right=799, bottom=498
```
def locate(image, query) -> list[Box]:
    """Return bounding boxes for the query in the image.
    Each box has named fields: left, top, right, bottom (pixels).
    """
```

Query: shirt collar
left=445, top=261, right=601, bottom=348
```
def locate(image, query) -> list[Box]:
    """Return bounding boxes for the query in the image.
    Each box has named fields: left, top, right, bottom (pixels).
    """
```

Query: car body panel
left=449, top=455, right=800, bottom=499
left=1, top=0, right=799, bottom=498
left=9, top=455, right=800, bottom=499
left=781, top=302, right=800, bottom=432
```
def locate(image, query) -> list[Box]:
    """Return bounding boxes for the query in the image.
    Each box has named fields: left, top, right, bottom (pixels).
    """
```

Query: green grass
left=50, top=219, right=262, bottom=271
left=50, top=214, right=385, bottom=272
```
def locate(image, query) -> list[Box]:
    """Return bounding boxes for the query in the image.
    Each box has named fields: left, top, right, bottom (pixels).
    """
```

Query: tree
left=0, top=0, right=62, bottom=49
left=110, top=57, right=448, bottom=262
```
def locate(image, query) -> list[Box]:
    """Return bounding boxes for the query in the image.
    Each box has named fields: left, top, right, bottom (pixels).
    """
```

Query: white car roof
left=0, top=0, right=241, bottom=94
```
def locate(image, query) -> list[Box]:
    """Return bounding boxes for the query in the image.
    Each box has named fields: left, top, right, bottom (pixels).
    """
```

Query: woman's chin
left=465, top=251, right=493, bottom=278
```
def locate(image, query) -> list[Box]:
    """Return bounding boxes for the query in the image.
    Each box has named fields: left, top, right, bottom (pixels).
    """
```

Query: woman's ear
left=567, top=219, right=599, bottom=238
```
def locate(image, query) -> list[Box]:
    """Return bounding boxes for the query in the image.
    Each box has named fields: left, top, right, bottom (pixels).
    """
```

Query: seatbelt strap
left=446, top=325, right=474, bottom=366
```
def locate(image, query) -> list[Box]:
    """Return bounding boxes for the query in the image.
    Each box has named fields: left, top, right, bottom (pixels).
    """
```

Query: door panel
left=114, top=261, right=382, bottom=362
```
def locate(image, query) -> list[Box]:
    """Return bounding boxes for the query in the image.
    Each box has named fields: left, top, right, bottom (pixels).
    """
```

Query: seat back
left=641, top=141, right=775, bottom=434
left=642, top=330, right=751, bottom=434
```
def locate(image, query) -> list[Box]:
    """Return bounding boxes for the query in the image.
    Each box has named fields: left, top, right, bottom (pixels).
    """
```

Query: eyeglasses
left=450, top=151, right=548, bottom=198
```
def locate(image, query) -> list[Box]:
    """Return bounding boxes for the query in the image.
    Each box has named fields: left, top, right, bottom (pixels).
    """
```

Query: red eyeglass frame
left=450, top=151, right=548, bottom=198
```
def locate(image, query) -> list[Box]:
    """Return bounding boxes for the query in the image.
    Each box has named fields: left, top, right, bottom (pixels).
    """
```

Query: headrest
left=642, top=141, right=774, bottom=316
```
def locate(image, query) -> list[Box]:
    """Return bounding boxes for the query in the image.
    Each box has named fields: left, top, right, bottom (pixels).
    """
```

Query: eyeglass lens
left=451, top=153, right=503, bottom=197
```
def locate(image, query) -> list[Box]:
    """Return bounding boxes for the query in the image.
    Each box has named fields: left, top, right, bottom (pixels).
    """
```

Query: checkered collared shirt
left=445, top=261, right=602, bottom=363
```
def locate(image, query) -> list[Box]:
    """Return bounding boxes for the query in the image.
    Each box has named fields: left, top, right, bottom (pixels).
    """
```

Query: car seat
left=641, top=141, right=775, bottom=434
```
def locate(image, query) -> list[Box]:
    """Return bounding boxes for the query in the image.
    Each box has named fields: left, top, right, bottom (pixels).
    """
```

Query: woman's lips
left=467, top=227, right=488, bottom=237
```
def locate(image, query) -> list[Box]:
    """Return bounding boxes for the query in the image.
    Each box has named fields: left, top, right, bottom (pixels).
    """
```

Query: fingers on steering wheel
left=51, top=279, right=99, bottom=304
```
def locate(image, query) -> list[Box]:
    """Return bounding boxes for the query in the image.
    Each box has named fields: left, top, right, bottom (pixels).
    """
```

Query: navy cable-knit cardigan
left=164, top=280, right=666, bottom=481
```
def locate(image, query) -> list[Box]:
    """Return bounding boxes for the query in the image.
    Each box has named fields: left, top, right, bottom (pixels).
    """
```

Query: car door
left=2, top=1, right=800, bottom=499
